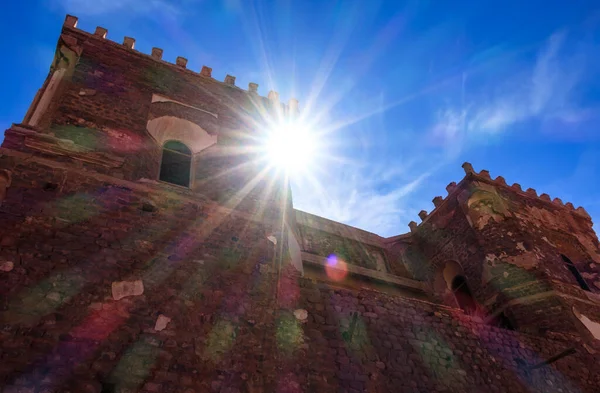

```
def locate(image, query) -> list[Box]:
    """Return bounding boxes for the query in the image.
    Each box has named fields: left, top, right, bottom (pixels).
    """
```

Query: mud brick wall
left=397, top=174, right=600, bottom=337
left=49, top=26, right=273, bottom=138
left=403, top=187, right=485, bottom=293
left=296, top=225, right=389, bottom=272
left=476, top=183, right=600, bottom=292
left=25, top=23, right=279, bottom=187
left=293, top=211, right=400, bottom=275
left=1, top=124, right=161, bottom=183
left=550, top=281, right=600, bottom=331
left=1, top=132, right=284, bottom=221
left=459, top=176, right=600, bottom=336
left=382, top=237, right=418, bottom=279
left=192, top=149, right=286, bottom=212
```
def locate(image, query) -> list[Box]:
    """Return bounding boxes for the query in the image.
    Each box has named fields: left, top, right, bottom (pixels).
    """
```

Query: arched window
left=159, top=141, right=192, bottom=187
left=561, top=254, right=590, bottom=291
left=451, top=275, right=477, bottom=314
left=494, top=311, right=515, bottom=330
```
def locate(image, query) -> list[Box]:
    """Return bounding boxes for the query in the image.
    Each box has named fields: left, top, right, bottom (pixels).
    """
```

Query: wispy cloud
left=53, top=0, right=200, bottom=17
left=291, top=160, right=431, bottom=237
left=432, top=29, right=596, bottom=150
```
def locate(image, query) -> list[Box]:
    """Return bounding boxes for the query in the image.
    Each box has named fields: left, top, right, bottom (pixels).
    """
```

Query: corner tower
left=393, top=163, right=600, bottom=342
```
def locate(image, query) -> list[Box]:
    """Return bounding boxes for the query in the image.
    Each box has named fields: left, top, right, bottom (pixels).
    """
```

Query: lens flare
left=325, top=254, right=348, bottom=281
left=265, top=122, right=317, bottom=174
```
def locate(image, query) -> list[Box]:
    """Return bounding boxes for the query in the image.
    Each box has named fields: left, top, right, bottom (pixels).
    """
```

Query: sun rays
left=263, top=121, right=317, bottom=174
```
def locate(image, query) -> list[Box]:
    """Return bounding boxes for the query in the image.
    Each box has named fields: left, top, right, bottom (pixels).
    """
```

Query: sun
left=265, top=122, right=317, bottom=174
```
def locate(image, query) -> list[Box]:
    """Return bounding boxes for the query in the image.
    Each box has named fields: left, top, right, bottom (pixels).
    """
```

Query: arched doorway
left=451, top=275, right=477, bottom=314
left=434, top=261, right=478, bottom=315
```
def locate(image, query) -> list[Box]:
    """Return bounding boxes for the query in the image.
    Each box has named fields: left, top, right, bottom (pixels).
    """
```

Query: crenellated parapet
left=405, top=162, right=593, bottom=233
left=62, top=15, right=299, bottom=116
left=461, top=163, right=591, bottom=220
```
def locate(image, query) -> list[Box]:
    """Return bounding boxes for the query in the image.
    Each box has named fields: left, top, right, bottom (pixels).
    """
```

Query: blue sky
left=1, top=0, right=599, bottom=237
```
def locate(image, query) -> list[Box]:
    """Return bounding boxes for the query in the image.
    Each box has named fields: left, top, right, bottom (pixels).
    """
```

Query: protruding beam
left=151, top=47, right=163, bottom=60
left=200, top=66, right=212, bottom=77
left=512, top=183, right=522, bottom=191
left=432, top=196, right=444, bottom=208
left=64, top=15, right=78, bottom=28
left=462, top=162, right=475, bottom=175
left=248, top=82, right=258, bottom=93
left=526, top=188, right=537, bottom=197
left=495, top=176, right=506, bottom=185
left=176, top=57, right=187, bottom=68
left=224, top=75, right=236, bottom=86
left=565, top=202, right=575, bottom=209
left=540, top=193, right=551, bottom=201
left=123, top=37, right=135, bottom=49
left=94, top=27, right=107, bottom=38
left=418, top=210, right=428, bottom=221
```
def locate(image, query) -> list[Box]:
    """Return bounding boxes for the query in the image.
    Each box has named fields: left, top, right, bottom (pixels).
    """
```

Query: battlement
left=62, top=15, right=299, bottom=114
left=407, top=162, right=592, bottom=232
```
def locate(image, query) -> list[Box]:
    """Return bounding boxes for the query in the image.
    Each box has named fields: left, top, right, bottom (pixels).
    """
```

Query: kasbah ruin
left=1, top=14, right=600, bottom=393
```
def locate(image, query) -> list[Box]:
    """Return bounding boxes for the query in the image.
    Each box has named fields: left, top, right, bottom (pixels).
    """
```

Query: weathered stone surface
left=0, top=169, right=11, bottom=205
left=111, top=280, right=144, bottom=300
left=293, top=309, right=308, bottom=321
left=0, top=261, right=14, bottom=272
left=154, top=314, right=171, bottom=331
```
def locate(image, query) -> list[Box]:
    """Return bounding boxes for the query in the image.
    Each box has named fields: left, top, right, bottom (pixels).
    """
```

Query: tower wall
left=9, top=15, right=291, bottom=214
left=402, top=165, right=600, bottom=340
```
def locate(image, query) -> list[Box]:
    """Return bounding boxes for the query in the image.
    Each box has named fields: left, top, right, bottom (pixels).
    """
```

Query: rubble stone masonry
left=1, top=15, right=600, bottom=393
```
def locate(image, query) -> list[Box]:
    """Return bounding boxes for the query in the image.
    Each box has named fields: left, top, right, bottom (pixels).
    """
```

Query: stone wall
left=2, top=250, right=599, bottom=393
left=481, top=183, right=600, bottom=290
left=457, top=173, right=600, bottom=337
left=1, top=152, right=598, bottom=393
left=294, top=210, right=404, bottom=276
left=400, top=167, right=600, bottom=339
left=0, top=150, right=284, bottom=392
left=297, top=225, right=388, bottom=272
left=290, top=279, right=599, bottom=393
left=398, top=184, right=485, bottom=302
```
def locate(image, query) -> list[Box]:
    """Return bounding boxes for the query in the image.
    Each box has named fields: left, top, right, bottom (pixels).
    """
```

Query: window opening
left=159, top=141, right=191, bottom=187
left=451, top=275, right=477, bottom=314
left=494, top=311, right=515, bottom=330
left=561, top=254, right=590, bottom=291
